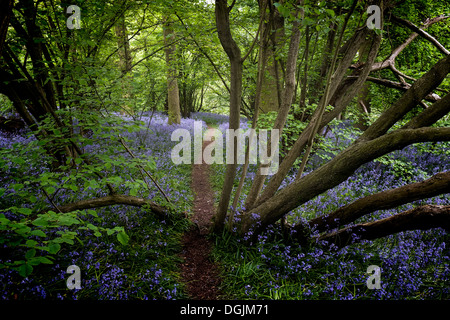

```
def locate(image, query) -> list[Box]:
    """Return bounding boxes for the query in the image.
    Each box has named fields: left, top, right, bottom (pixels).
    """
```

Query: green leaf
left=18, top=263, right=33, bottom=277
left=18, top=207, right=32, bottom=215
left=28, top=194, right=37, bottom=203
left=25, top=249, right=36, bottom=259
left=45, top=186, right=56, bottom=194
left=87, top=209, right=98, bottom=217
left=47, top=243, right=61, bottom=254
left=12, top=183, right=24, bottom=192
left=32, top=216, right=49, bottom=227
left=31, top=230, right=47, bottom=237
left=68, top=184, right=79, bottom=192
left=57, top=215, right=80, bottom=226
left=117, top=231, right=129, bottom=246
left=25, top=239, right=38, bottom=247
left=29, top=256, right=53, bottom=265
left=87, top=223, right=98, bottom=231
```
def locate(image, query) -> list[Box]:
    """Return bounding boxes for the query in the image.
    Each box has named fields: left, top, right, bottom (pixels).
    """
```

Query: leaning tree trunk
left=239, top=52, right=450, bottom=238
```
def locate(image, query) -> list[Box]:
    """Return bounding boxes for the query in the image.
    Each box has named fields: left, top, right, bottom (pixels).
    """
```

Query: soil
left=179, top=128, right=222, bottom=300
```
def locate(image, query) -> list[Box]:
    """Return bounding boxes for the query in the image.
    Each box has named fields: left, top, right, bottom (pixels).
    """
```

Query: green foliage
left=256, top=111, right=307, bottom=158
left=0, top=208, right=127, bottom=278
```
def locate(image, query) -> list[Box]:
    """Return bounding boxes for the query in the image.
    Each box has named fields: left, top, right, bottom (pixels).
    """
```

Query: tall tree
left=163, top=18, right=181, bottom=125
left=258, top=0, right=284, bottom=113
left=115, top=8, right=134, bottom=115
left=213, top=0, right=243, bottom=231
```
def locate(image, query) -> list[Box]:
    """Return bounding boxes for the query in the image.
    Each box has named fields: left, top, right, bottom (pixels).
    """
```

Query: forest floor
left=179, top=127, right=222, bottom=299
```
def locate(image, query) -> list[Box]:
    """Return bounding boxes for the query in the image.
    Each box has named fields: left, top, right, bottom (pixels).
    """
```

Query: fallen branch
left=42, top=194, right=171, bottom=219
left=318, top=205, right=450, bottom=248
left=307, top=171, right=450, bottom=234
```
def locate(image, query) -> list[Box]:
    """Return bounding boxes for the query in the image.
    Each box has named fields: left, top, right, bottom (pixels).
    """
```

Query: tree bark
left=244, top=2, right=303, bottom=210
left=308, top=171, right=450, bottom=234
left=37, top=194, right=170, bottom=220
left=213, top=0, right=243, bottom=232
left=318, top=205, right=450, bottom=248
left=391, top=15, right=449, bottom=56
left=115, top=11, right=134, bottom=115
left=0, top=0, right=13, bottom=56
left=258, top=0, right=284, bottom=113
left=251, top=26, right=375, bottom=208
left=163, top=18, right=181, bottom=125
left=241, top=126, right=450, bottom=237
left=115, top=13, right=133, bottom=74
left=360, top=53, right=450, bottom=141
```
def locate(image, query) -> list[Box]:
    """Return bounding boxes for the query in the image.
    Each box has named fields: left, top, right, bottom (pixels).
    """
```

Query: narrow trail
left=179, top=127, right=222, bottom=300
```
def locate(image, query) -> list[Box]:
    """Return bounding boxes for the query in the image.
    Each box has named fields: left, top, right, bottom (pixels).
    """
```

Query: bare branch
left=308, top=171, right=450, bottom=234
left=318, top=205, right=450, bottom=248
left=352, top=76, right=441, bottom=102
left=41, top=194, right=171, bottom=219
left=392, top=15, right=450, bottom=55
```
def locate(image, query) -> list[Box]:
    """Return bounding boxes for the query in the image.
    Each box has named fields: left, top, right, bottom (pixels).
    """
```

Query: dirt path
left=179, top=127, right=222, bottom=299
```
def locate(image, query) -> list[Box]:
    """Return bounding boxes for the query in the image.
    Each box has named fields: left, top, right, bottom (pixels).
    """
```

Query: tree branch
left=39, top=194, right=171, bottom=219
left=351, top=76, right=441, bottom=102
left=307, top=171, right=450, bottom=234
left=318, top=205, right=450, bottom=248
left=242, top=126, right=450, bottom=236
left=392, top=15, right=450, bottom=55
left=359, top=53, right=450, bottom=141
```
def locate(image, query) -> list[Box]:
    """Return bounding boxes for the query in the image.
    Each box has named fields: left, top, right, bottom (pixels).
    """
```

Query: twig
left=41, top=187, right=62, bottom=213
left=118, top=136, right=171, bottom=204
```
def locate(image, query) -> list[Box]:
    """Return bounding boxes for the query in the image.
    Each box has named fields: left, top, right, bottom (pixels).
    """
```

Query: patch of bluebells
left=212, top=117, right=450, bottom=300
left=0, top=112, right=196, bottom=299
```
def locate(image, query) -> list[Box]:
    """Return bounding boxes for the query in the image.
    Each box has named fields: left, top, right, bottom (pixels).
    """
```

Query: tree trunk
left=308, top=171, right=450, bottom=234
left=258, top=0, right=284, bottom=113
left=213, top=0, right=243, bottom=232
left=115, top=14, right=133, bottom=74
left=251, top=26, right=374, bottom=208
left=163, top=19, right=181, bottom=125
left=242, top=126, right=450, bottom=237
left=0, top=0, right=13, bottom=56
left=115, top=12, right=134, bottom=115
left=244, top=1, right=303, bottom=210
